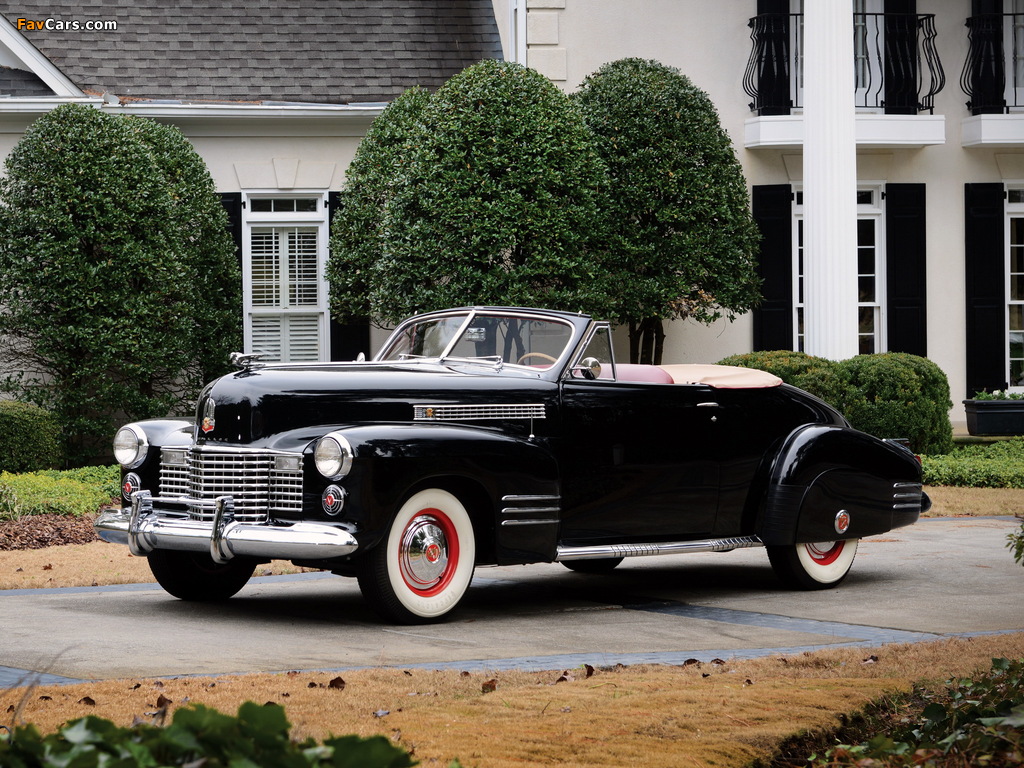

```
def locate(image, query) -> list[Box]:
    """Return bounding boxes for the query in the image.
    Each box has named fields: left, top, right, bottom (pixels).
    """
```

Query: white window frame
left=1006, top=184, right=1024, bottom=390
left=792, top=184, right=886, bottom=354
left=241, top=192, right=330, bottom=362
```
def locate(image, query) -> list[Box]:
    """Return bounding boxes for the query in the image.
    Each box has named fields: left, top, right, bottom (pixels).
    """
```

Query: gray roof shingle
left=1, top=0, right=503, bottom=104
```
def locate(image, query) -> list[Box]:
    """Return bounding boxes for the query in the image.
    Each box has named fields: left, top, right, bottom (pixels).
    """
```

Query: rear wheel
left=147, top=550, right=256, bottom=601
left=767, top=539, right=859, bottom=590
left=561, top=557, right=624, bottom=574
left=357, top=488, right=476, bottom=624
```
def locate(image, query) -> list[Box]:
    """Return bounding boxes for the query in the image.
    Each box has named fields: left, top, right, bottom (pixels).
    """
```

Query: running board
left=556, top=535, right=763, bottom=562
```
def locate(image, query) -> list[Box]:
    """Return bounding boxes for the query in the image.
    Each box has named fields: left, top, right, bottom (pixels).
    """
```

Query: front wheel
left=357, top=488, right=476, bottom=624
left=766, top=539, right=859, bottom=590
left=147, top=550, right=257, bottom=601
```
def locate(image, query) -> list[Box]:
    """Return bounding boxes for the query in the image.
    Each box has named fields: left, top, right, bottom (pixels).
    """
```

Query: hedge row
left=922, top=438, right=1024, bottom=489
left=0, top=465, right=119, bottom=520
left=719, top=351, right=954, bottom=454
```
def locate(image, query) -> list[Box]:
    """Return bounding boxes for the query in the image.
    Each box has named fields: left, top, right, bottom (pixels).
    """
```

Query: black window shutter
left=219, top=192, right=243, bottom=268
left=884, top=183, right=927, bottom=356
left=754, top=0, right=791, bottom=116
left=964, top=182, right=1006, bottom=395
left=883, top=0, right=918, bottom=115
left=752, top=184, right=794, bottom=351
left=326, top=191, right=371, bottom=362
left=967, top=0, right=1005, bottom=115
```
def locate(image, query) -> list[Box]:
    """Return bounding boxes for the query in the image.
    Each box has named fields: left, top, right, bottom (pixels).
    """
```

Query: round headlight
left=113, top=424, right=149, bottom=469
left=314, top=433, right=353, bottom=479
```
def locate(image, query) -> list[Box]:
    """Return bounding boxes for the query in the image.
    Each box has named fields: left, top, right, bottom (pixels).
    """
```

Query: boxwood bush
left=0, top=400, right=63, bottom=473
left=719, top=351, right=953, bottom=454
left=922, top=438, right=1024, bottom=488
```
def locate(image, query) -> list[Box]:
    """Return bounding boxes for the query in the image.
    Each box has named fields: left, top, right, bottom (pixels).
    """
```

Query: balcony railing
left=744, top=13, right=944, bottom=116
left=961, top=13, right=1024, bottom=114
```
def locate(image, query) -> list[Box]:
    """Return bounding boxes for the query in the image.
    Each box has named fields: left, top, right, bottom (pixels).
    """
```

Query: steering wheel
left=517, top=352, right=558, bottom=365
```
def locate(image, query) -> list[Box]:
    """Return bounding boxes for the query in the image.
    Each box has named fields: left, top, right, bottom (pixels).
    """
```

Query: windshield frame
left=375, top=308, right=583, bottom=375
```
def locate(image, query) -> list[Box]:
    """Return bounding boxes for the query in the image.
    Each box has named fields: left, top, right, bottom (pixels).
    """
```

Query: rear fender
left=758, top=424, right=924, bottom=546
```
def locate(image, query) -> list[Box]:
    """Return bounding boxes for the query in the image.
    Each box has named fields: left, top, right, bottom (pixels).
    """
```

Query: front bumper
left=95, top=490, right=359, bottom=564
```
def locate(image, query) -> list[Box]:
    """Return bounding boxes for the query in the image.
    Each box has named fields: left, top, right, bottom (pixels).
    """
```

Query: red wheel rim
left=804, top=540, right=845, bottom=566
left=397, top=508, right=460, bottom=597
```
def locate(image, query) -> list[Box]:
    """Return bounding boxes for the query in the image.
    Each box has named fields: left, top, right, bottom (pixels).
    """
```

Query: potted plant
left=964, top=390, right=1024, bottom=436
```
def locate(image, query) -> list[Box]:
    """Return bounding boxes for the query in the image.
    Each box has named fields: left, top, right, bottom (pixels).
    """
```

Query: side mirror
left=572, top=357, right=602, bottom=380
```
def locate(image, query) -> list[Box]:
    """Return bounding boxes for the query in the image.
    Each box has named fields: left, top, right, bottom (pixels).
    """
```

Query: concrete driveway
left=2, top=516, right=1022, bottom=687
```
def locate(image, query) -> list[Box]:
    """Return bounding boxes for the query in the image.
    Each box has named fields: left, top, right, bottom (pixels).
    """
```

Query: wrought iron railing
left=961, top=13, right=1024, bottom=114
left=744, top=13, right=944, bottom=116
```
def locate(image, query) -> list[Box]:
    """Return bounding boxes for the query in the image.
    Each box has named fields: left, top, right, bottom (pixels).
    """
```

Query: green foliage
left=719, top=351, right=953, bottom=454
left=0, top=466, right=118, bottom=520
left=717, top=350, right=864, bottom=417
left=379, top=60, right=612, bottom=321
left=573, top=58, right=761, bottom=363
left=842, top=354, right=954, bottom=456
left=1009, top=517, right=1024, bottom=566
left=922, top=439, right=1024, bottom=488
left=972, top=389, right=1024, bottom=401
left=0, top=400, right=63, bottom=473
left=0, top=104, right=238, bottom=465
left=0, top=702, right=437, bottom=768
left=811, top=657, right=1024, bottom=767
left=332, top=60, right=613, bottom=326
left=328, top=86, right=431, bottom=324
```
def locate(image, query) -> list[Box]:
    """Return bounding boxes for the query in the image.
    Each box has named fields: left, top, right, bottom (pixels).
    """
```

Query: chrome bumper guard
left=94, top=490, right=359, bottom=564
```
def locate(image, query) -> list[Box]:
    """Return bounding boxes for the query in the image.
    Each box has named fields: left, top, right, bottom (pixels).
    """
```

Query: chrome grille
left=159, top=446, right=304, bottom=523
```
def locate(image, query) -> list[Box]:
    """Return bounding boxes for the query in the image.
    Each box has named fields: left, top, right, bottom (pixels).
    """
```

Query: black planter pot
left=963, top=399, right=1024, bottom=436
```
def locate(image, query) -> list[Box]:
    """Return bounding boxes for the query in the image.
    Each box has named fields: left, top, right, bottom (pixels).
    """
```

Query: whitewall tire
left=767, top=538, right=859, bottom=590
left=358, top=488, right=476, bottom=623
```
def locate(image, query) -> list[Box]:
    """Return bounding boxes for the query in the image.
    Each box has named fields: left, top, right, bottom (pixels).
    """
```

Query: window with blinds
left=243, top=195, right=329, bottom=363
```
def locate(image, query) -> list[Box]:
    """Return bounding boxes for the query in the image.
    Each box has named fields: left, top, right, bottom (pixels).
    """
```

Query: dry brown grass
left=4, top=634, right=1024, bottom=768
left=0, top=486, right=1010, bottom=591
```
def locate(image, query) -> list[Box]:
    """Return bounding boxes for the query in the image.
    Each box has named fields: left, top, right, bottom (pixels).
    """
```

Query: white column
left=803, top=0, right=859, bottom=360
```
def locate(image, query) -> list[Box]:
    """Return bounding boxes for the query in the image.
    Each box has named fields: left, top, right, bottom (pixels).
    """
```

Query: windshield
left=378, top=312, right=575, bottom=370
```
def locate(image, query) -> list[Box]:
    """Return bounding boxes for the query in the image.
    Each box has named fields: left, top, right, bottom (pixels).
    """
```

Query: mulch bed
left=0, top=513, right=101, bottom=551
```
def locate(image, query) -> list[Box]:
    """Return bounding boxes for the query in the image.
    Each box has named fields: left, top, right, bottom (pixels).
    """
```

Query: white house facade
left=0, top=1, right=1020, bottom=430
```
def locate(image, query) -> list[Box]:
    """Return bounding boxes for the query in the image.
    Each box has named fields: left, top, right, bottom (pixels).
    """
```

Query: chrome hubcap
left=400, top=515, right=449, bottom=588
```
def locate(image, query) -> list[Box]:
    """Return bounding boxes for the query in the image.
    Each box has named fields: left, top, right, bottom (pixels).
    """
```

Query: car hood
left=194, top=362, right=556, bottom=447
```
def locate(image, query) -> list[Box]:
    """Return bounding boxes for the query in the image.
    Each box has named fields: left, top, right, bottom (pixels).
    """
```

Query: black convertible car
left=96, top=307, right=928, bottom=623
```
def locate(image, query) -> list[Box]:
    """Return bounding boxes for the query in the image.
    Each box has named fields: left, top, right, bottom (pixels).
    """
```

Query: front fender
left=758, top=424, right=925, bottom=546
left=330, top=424, right=560, bottom=564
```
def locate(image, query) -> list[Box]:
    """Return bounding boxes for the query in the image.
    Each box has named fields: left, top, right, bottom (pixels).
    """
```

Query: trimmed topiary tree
left=0, top=104, right=239, bottom=465
left=335, top=59, right=613, bottom=326
left=327, top=86, right=431, bottom=325
left=573, top=58, right=762, bottom=364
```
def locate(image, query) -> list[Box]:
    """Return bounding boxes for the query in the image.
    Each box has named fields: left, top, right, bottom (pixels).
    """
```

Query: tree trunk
left=628, top=317, right=667, bottom=365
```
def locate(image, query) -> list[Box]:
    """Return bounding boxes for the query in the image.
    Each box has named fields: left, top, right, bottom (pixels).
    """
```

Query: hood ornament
left=229, top=351, right=267, bottom=372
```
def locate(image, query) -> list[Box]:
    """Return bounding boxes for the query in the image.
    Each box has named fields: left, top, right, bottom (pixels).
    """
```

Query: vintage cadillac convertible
left=96, top=307, right=928, bottom=623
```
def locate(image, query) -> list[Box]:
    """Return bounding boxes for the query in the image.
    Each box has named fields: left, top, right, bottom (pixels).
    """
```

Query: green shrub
left=717, top=350, right=865, bottom=419
left=0, top=469, right=115, bottom=519
left=842, top=353, right=953, bottom=455
left=0, top=701, right=437, bottom=768
left=718, top=351, right=953, bottom=454
left=0, top=400, right=63, bottom=473
left=811, top=657, right=1024, bottom=766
